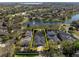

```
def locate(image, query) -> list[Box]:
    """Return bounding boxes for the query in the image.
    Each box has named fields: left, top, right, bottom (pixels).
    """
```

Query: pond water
left=65, top=14, right=79, bottom=24
left=25, top=14, right=79, bottom=27
left=72, top=14, right=79, bottom=21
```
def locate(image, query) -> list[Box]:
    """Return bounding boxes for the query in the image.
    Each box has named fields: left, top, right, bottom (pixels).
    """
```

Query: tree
left=61, top=40, right=75, bottom=57
left=43, top=41, right=63, bottom=57
left=74, top=40, right=79, bottom=50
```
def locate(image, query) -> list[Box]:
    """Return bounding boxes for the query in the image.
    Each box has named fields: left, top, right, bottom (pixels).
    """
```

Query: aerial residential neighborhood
left=0, top=2, right=79, bottom=57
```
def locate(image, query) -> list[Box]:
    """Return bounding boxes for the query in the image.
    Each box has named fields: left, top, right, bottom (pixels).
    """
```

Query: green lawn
left=15, top=53, right=39, bottom=57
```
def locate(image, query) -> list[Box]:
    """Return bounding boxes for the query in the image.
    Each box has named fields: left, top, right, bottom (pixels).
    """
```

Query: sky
left=0, top=0, right=79, bottom=2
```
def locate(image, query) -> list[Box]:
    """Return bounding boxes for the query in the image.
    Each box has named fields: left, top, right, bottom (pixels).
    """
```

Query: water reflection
left=65, top=14, right=79, bottom=24
left=25, top=14, right=79, bottom=27
left=72, top=14, right=79, bottom=21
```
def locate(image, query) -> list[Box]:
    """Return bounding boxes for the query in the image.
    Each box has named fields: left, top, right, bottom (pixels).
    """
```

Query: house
left=57, top=31, right=75, bottom=41
left=46, top=31, right=60, bottom=42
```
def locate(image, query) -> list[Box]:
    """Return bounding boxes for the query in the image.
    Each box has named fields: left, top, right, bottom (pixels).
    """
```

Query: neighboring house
left=46, top=31, right=60, bottom=42
left=57, top=31, right=75, bottom=41
left=20, top=31, right=32, bottom=47
left=0, top=38, right=15, bottom=57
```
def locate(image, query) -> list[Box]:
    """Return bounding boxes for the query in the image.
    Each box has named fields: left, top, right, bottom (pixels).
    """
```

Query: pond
left=25, top=14, right=79, bottom=27
left=65, top=14, right=79, bottom=24
left=72, top=14, right=79, bottom=21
